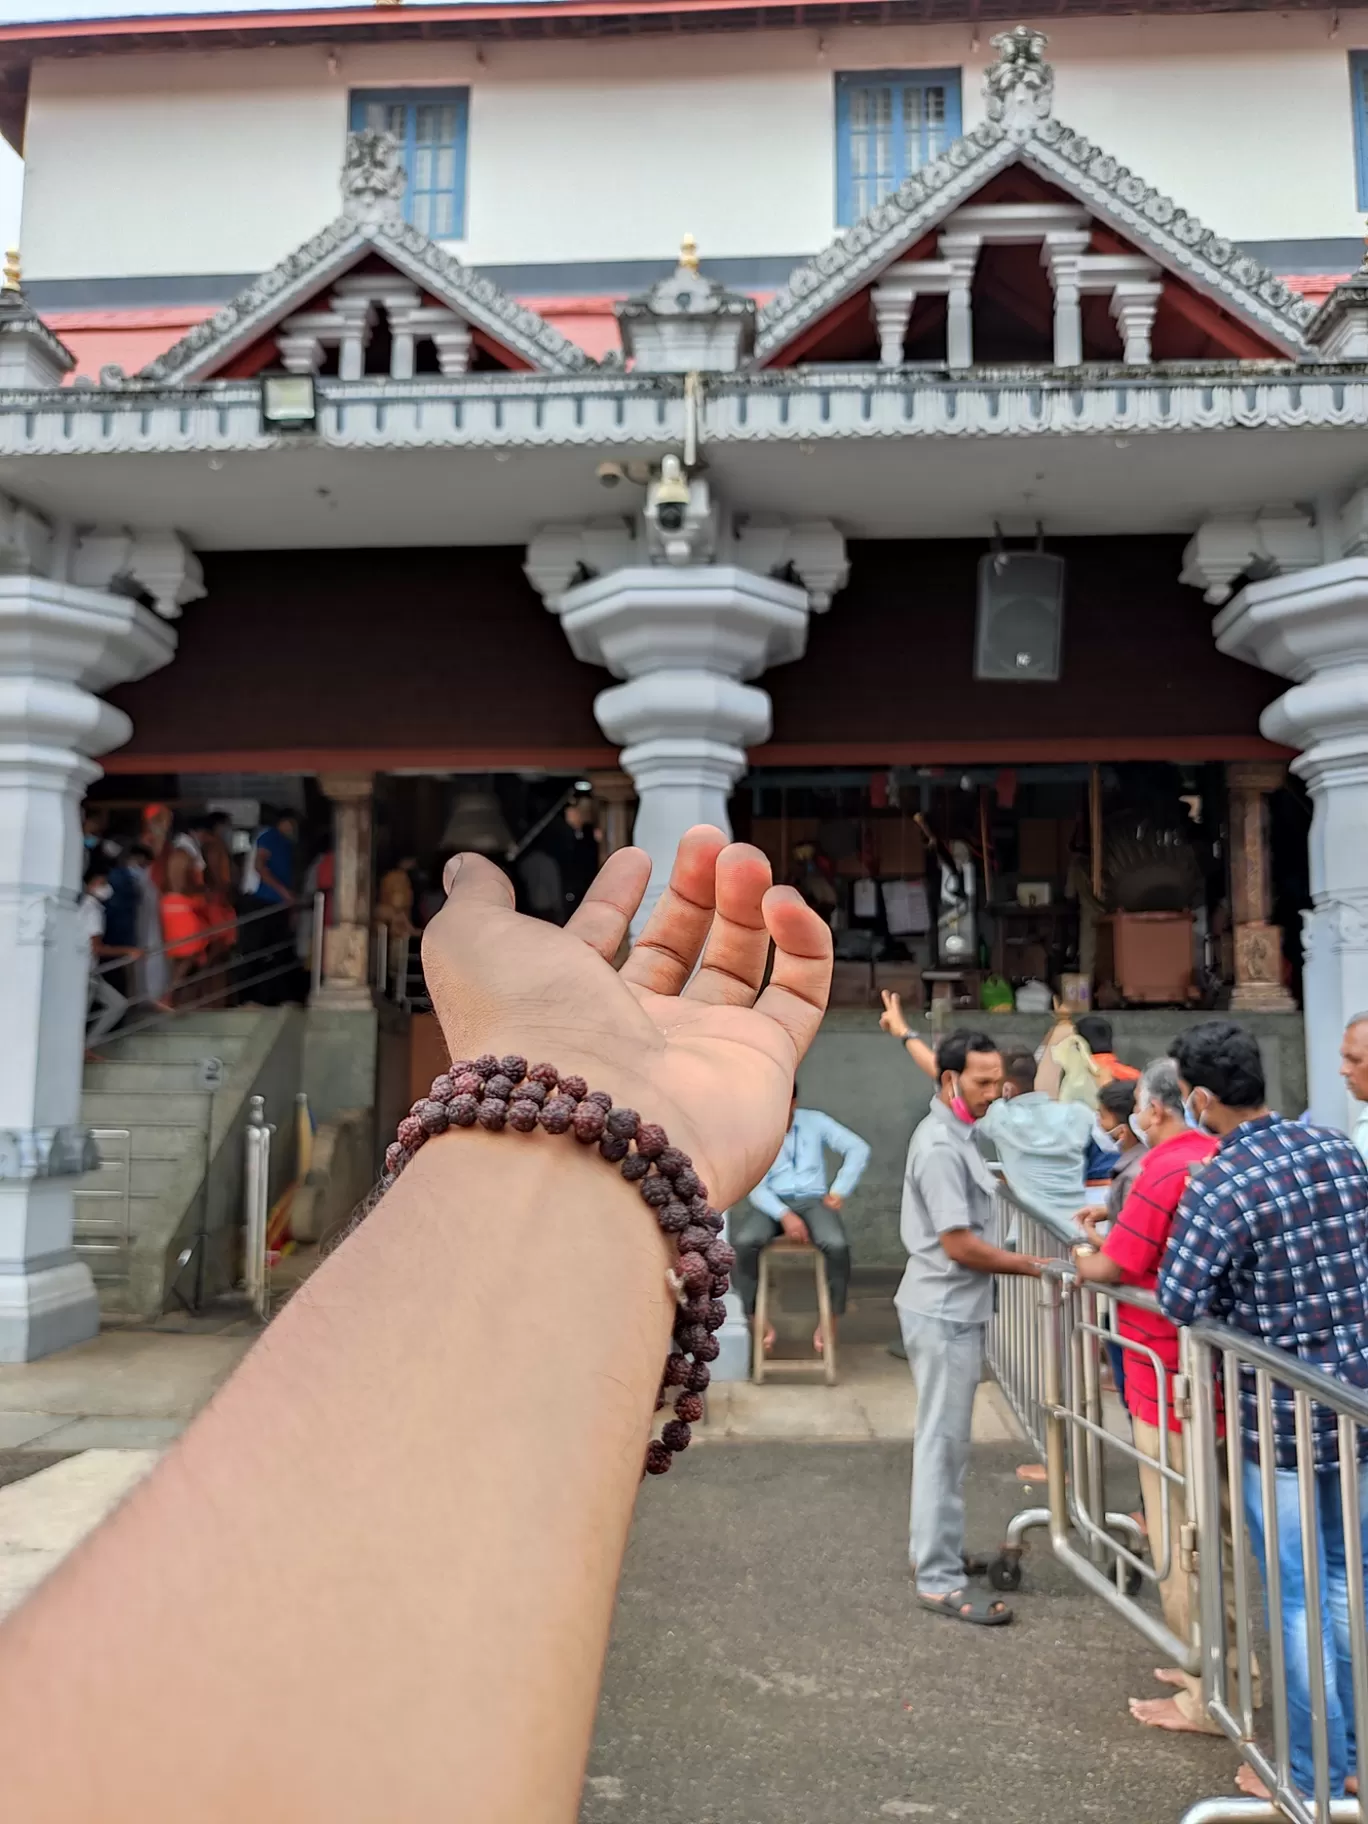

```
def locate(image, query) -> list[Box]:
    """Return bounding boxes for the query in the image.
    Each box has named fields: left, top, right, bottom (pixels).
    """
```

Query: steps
left=73, top=1009, right=302, bottom=1318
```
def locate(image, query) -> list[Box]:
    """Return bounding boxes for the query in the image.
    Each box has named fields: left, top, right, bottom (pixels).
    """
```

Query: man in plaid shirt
left=1157, top=1020, right=1368, bottom=1803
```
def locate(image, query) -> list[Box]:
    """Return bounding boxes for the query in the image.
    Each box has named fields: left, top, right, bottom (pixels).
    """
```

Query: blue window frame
left=835, top=69, right=962, bottom=226
left=1352, top=54, right=1368, bottom=207
left=349, top=89, right=469, bottom=239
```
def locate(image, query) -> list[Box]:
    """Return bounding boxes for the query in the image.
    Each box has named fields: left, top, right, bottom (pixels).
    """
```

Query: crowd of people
left=78, top=802, right=305, bottom=1047
left=737, top=997, right=1368, bottom=1802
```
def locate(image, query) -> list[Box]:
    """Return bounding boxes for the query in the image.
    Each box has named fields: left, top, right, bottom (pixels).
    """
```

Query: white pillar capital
left=543, top=559, right=820, bottom=928
left=1216, top=558, right=1368, bottom=1127
left=0, top=574, right=176, bottom=1359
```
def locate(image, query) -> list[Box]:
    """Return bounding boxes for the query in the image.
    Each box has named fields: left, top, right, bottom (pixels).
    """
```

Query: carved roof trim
left=138, top=216, right=592, bottom=385
left=753, top=120, right=1315, bottom=366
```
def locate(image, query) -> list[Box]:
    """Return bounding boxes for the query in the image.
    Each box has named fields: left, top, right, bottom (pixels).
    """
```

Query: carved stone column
left=554, top=566, right=811, bottom=931
left=315, top=772, right=374, bottom=1006
left=1216, top=558, right=1368, bottom=1126
left=0, top=571, right=175, bottom=1359
left=1227, top=760, right=1295, bottom=1013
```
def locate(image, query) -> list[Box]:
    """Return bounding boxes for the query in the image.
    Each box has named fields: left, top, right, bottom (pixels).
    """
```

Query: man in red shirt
left=1073, top=1056, right=1223, bottom=1733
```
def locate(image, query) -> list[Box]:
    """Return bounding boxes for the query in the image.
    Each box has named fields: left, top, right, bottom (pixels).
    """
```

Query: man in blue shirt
left=1158, top=1019, right=1368, bottom=1802
left=732, top=1087, right=871, bottom=1356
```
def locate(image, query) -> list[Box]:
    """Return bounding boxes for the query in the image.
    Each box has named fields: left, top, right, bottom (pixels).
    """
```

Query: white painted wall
left=17, top=12, right=1368, bottom=282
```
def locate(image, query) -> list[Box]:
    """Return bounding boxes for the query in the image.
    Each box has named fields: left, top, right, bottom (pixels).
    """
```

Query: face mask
left=1092, top=1119, right=1121, bottom=1156
left=92, top=883, right=113, bottom=902
left=1184, top=1089, right=1208, bottom=1132
left=1128, top=1111, right=1149, bottom=1145
left=947, top=1073, right=975, bottom=1125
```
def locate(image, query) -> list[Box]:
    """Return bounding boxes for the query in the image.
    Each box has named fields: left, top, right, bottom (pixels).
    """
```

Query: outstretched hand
left=421, top=826, right=834, bottom=1211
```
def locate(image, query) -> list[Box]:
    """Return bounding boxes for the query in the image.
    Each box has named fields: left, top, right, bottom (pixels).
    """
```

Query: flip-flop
left=917, top=1588, right=1013, bottom=1627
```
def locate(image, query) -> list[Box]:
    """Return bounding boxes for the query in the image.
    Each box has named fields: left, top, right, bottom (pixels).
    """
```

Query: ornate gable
left=754, top=28, right=1314, bottom=369
left=139, top=131, right=590, bottom=384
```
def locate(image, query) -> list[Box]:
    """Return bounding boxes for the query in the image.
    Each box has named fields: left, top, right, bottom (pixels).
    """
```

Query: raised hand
left=420, top=826, right=833, bottom=1211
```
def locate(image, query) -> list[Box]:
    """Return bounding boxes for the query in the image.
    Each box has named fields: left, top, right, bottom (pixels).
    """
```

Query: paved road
left=584, top=1443, right=1235, bottom=1824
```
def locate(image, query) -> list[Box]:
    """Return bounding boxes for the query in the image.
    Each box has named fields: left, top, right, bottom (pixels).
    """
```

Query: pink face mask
left=948, top=1076, right=975, bottom=1125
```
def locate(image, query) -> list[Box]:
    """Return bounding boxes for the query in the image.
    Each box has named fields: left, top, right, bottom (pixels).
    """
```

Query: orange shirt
left=1093, top=1052, right=1140, bottom=1083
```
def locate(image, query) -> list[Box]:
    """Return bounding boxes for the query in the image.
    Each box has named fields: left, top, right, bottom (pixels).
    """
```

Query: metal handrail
left=88, top=892, right=325, bottom=1042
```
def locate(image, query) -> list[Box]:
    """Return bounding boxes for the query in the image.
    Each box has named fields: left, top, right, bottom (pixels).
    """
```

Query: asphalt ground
left=583, top=1442, right=1240, bottom=1824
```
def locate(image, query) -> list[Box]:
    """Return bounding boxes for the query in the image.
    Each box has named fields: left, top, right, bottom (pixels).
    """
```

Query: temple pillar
left=0, top=571, right=175, bottom=1359
left=1215, top=559, right=1368, bottom=1128
left=552, top=565, right=812, bottom=931
left=315, top=772, right=374, bottom=1006
left=1226, top=760, right=1295, bottom=1013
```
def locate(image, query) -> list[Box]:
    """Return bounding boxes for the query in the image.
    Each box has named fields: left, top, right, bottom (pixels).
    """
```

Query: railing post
left=309, top=888, right=326, bottom=999
left=243, top=1094, right=272, bottom=1321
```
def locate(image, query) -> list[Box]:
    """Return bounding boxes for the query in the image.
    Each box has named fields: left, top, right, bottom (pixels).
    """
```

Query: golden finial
left=1, top=248, right=19, bottom=294
left=679, top=233, right=699, bottom=274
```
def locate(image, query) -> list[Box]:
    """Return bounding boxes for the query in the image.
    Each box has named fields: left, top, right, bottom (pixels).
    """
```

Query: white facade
left=17, top=12, right=1368, bottom=283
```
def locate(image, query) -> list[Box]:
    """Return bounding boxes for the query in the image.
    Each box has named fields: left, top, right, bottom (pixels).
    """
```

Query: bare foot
left=1235, top=1766, right=1272, bottom=1800
left=1153, top=1668, right=1187, bottom=1690
left=1128, top=1696, right=1212, bottom=1734
left=763, top=1324, right=776, bottom=1355
left=1016, top=1463, right=1047, bottom=1484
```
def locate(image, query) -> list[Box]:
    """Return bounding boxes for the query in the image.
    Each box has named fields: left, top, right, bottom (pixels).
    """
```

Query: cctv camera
left=652, top=453, right=690, bottom=532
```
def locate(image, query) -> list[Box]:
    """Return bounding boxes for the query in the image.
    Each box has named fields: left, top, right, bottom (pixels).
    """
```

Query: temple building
left=2, top=5, right=1368, bottom=1357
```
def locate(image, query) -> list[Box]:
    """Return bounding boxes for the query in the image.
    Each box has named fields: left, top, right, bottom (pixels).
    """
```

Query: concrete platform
left=0, top=1449, right=161, bottom=1620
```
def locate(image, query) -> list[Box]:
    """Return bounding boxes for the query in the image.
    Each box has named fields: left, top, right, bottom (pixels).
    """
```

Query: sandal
left=917, top=1588, right=1013, bottom=1627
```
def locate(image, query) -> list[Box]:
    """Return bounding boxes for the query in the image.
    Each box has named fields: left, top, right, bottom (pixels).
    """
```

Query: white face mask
left=1128, top=1111, right=1148, bottom=1145
left=92, top=883, right=113, bottom=902
left=1092, top=1118, right=1121, bottom=1155
left=1184, top=1089, right=1210, bottom=1132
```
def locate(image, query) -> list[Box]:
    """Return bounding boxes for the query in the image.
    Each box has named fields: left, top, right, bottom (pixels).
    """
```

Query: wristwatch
left=1072, top=1242, right=1098, bottom=1261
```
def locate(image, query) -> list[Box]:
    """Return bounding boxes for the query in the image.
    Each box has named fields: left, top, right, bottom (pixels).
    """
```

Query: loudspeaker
left=974, top=551, right=1066, bottom=682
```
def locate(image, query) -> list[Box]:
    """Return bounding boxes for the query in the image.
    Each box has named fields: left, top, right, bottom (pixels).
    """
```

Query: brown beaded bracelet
left=380, top=1053, right=734, bottom=1478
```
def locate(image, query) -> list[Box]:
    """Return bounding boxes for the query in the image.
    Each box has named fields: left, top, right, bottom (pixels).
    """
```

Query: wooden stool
left=752, top=1239, right=837, bottom=1386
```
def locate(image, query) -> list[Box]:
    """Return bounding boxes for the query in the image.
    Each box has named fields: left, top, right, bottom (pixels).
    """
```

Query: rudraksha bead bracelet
left=381, top=1053, right=734, bottom=1478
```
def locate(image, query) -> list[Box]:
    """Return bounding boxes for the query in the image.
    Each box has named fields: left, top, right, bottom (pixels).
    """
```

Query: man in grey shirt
left=895, top=1029, right=1047, bottom=1626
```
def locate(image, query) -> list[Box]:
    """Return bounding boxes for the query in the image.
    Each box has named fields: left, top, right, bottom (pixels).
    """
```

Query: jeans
left=1243, top=1454, right=1368, bottom=1798
left=900, top=1310, right=985, bottom=1595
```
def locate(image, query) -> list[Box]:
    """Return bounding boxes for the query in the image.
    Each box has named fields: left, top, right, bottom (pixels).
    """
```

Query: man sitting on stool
left=733, top=1086, right=870, bottom=1357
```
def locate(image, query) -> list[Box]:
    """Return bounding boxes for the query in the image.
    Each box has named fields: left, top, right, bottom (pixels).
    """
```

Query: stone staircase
left=74, top=1008, right=303, bottom=1320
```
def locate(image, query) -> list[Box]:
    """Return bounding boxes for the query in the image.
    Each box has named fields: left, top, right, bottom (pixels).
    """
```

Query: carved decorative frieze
left=138, top=134, right=590, bottom=385
left=753, top=32, right=1314, bottom=367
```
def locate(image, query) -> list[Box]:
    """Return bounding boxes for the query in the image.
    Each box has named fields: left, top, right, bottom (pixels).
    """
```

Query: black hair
left=125, top=843, right=154, bottom=865
left=82, top=861, right=109, bottom=888
left=1075, top=1015, right=1114, bottom=1053
left=1170, top=1020, right=1266, bottom=1109
left=1001, top=1049, right=1037, bottom=1093
left=1098, top=1079, right=1137, bottom=1119
left=935, top=1028, right=997, bottom=1078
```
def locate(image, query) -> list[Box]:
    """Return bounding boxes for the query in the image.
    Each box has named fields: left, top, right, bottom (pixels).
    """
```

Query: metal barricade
left=984, top=1182, right=1189, bottom=1668
left=1178, top=1319, right=1368, bottom=1824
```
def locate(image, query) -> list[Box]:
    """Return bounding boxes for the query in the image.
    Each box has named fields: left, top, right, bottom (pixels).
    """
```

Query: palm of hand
left=423, top=829, right=832, bottom=1212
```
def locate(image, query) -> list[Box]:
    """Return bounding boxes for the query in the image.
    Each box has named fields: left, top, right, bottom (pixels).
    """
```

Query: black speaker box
left=973, top=551, right=1065, bottom=682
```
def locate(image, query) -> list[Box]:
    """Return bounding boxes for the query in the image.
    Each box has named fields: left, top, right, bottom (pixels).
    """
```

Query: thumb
left=439, top=851, right=516, bottom=911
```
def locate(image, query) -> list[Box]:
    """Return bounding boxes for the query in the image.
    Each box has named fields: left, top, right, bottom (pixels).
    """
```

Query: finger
left=440, top=851, right=516, bottom=909
left=683, top=843, right=774, bottom=1006
left=752, top=885, right=834, bottom=1061
left=563, top=847, right=652, bottom=962
left=619, top=824, right=728, bottom=995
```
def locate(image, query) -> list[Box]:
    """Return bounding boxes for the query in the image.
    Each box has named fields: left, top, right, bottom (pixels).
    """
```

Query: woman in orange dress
left=160, top=822, right=212, bottom=1002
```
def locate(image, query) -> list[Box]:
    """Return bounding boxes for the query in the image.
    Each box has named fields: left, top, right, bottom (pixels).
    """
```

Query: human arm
left=939, top=1228, right=1047, bottom=1277
left=817, top=1113, right=871, bottom=1204
left=1072, top=1243, right=1123, bottom=1285
left=1155, top=1179, right=1240, bottom=1326
left=0, top=828, right=832, bottom=1824
left=254, top=843, right=294, bottom=905
left=94, top=940, right=143, bottom=961
left=912, top=1144, right=1046, bottom=1278
left=878, top=991, right=936, bottom=1076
